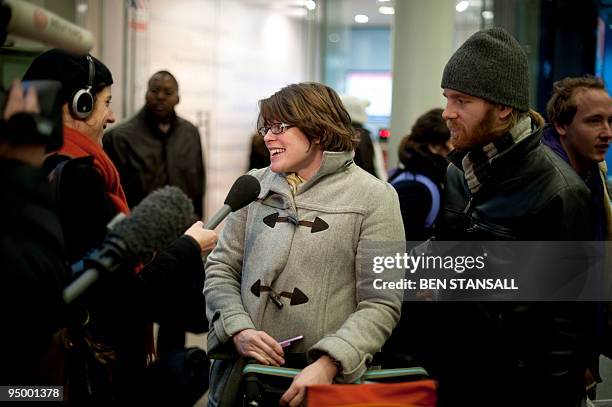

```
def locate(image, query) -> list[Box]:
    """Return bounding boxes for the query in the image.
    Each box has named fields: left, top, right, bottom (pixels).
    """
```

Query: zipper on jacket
left=463, top=195, right=474, bottom=215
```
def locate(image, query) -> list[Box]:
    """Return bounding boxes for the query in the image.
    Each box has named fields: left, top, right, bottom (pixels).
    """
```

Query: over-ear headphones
left=69, top=55, right=95, bottom=119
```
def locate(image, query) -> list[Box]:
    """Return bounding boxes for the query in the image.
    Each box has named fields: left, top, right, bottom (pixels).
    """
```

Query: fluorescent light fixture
left=354, top=14, right=369, bottom=23
left=305, top=0, right=316, bottom=11
left=378, top=6, right=395, bottom=15
left=482, top=10, right=494, bottom=19
left=378, top=0, right=392, bottom=2
left=456, top=1, right=469, bottom=12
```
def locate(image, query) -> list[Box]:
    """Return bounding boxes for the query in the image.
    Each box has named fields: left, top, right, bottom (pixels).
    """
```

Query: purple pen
left=279, top=335, right=304, bottom=348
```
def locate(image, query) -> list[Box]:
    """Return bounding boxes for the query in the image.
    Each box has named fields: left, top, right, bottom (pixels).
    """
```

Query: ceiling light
left=305, top=0, right=316, bottom=11
left=354, top=14, right=369, bottom=24
left=378, top=6, right=395, bottom=15
left=482, top=10, right=494, bottom=19
left=456, top=1, right=469, bottom=12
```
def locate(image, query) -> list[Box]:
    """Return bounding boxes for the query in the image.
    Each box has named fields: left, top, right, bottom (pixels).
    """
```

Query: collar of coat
left=447, top=114, right=538, bottom=194
left=542, top=125, right=612, bottom=239
left=256, top=150, right=355, bottom=200
left=542, top=124, right=605, bottom=183
left=141, top=107, right=178, bottom=138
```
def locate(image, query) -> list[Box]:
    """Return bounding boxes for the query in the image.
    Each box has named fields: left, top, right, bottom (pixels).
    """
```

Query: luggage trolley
left=240, top=363, right=431, bottom=406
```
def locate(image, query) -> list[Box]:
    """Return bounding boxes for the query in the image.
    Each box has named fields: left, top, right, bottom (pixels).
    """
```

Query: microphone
left=1, top=0, right=94, bottom=55
left=63, top=186, right=194, bottom=304
left=204, top=174, right=261, bottom=229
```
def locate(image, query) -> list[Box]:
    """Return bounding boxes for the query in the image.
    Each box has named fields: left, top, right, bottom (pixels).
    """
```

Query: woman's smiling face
left=263, top=123, right=323, bottom=180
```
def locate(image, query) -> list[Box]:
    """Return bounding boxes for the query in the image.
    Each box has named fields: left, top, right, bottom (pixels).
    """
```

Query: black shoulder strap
left=45, top=154, right=94, bottom=207
left=49, top=156, right=69, bottom=201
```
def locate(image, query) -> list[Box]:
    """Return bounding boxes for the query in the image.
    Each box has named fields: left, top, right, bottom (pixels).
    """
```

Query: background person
left=247, top=131, right=270, bottom=170
left=388, top=108, right=451, bottom=241
left=339, top=94, right=378, bottom=178
left=544, top=75, right=612, bottom=399
left=544, top=75, right=612, bottom=241
left=104, top=70, right=205, bottom=218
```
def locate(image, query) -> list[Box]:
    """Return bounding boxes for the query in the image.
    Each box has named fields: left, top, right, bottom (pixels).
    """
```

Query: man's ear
left=497, top=105, right=512, bottom=120
left=176, top=94, right=180, bottom=105
left=553, top=122, right=567, bottom=136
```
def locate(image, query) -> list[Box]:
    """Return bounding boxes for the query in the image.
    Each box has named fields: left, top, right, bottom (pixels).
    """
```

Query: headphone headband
left=86, top=55, right=94, bottom=90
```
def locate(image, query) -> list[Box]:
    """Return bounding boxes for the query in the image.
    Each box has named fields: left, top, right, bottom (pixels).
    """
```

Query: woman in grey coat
left=204, top=82, right=404, bottom=406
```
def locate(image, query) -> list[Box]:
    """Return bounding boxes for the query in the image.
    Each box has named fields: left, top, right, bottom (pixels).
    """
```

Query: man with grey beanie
left=424, top=27, right=595, bottom=406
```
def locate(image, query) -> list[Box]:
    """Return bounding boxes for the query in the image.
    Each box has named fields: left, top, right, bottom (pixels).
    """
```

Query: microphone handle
left=64, top=201, right=233, bottom=303
left=204, top=204, right=232, bottom=229
left=62, top=237, right=125, bottom=304
left=63, top=268, right=99, bottom=304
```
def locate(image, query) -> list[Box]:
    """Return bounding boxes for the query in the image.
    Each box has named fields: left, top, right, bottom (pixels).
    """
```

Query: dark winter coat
left=426, top=121, right=594, bottom=407
left=0, top=159, right=68, bottom=385
left=103, top=108, right=205, bottom=218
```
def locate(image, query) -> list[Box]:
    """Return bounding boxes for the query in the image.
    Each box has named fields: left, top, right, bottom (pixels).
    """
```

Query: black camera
left=0, top=80, right=63, bottom=151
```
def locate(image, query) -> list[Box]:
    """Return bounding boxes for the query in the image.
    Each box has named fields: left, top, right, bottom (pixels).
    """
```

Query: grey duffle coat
left=204, top=151, right=405, bottom=405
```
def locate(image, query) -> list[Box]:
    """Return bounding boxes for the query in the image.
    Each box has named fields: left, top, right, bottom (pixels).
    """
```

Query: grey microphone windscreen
left=111, top=186, right=194, bottom=259
left=224, top=174, right=261, bottom=211
left=3, top=0, right=94, bottom=54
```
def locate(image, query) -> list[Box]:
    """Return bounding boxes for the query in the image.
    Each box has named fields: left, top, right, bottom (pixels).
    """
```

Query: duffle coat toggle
left=263, top=211, right=329, bottom=233
left=250, top=279, right=310, bottom=309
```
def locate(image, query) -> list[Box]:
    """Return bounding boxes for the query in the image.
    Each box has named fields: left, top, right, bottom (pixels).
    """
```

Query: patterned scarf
left=59, top=126, right=130, bottom=214
left=458, top=115, right=532, bottom=194
left=285, top=172, right=305, bottom=196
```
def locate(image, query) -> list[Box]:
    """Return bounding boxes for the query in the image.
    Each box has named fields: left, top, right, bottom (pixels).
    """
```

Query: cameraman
left=0, top=80, right=68, bottom=386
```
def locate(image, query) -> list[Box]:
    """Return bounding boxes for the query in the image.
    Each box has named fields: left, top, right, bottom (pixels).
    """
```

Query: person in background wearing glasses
left=204, top=82, right=404, bottom=407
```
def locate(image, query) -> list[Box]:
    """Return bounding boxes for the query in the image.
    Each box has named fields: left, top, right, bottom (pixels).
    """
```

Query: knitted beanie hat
left=441, top=27, right=529, bottom=111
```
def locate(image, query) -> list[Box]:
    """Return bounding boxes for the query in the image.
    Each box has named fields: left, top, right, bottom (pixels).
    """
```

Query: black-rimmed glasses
left=258, top=122, right=294, bottom=137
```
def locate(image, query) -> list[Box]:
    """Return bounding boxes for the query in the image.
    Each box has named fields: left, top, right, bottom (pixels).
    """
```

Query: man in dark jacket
left=430, top=27, right=593, bottom=407
left=103, top=71, right=205, bottom=218
left=544, top=75, right=611, bottom=241
left=543, top=75, right=612, bottom=399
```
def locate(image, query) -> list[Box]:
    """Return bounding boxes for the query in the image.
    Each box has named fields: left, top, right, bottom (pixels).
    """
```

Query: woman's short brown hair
left=257, top=82, right=358, bottom=152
